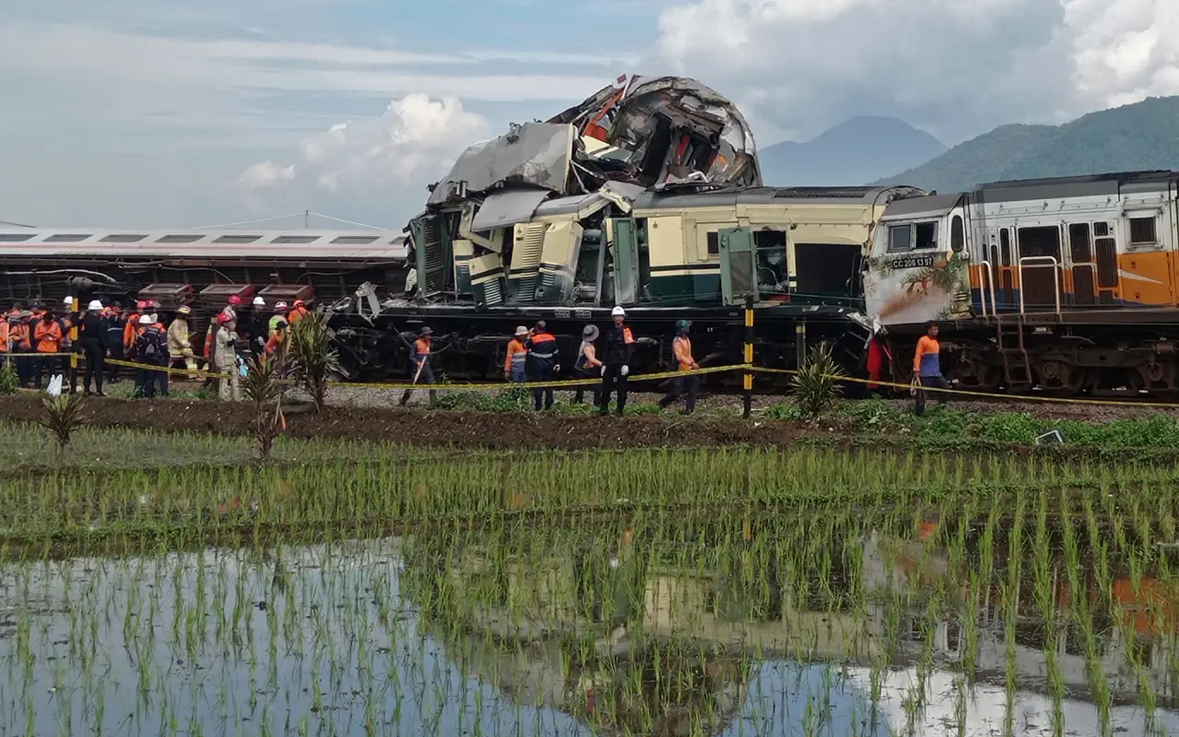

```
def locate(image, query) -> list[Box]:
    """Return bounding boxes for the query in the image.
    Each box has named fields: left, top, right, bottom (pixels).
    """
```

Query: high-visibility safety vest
left=673, top=335, right=694, bottom=371
left=34, top=320, right=63, bottom=353
left=411, top=337, right=431, bottom=366
left=504, top=338, right=527, bottom=372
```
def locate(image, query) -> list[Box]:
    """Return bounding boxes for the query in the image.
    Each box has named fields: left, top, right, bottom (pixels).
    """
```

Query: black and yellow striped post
left=795, top=322, right=806, bottom=369
left=743, top=295, right=753, bottom=419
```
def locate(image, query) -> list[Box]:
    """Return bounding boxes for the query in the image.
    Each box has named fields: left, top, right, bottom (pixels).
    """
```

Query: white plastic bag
left=47, top=374, right=63, bottom=397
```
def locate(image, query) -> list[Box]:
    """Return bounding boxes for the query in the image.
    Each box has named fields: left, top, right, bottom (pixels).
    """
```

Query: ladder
left=996, top=317, right=1032, bottom=387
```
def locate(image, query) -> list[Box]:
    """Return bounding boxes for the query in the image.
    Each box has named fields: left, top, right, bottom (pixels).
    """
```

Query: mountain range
left=758, top=116, right=945, bottom=186
left=872, top=96, right=1179, bottom=192
left=759, top=96, right=1179, bottom=194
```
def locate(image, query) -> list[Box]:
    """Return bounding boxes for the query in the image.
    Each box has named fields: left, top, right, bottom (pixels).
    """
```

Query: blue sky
left=1, top=0, right=1174, bottom=230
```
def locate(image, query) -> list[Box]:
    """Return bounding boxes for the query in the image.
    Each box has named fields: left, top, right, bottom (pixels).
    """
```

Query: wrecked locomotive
left=329, top=74, right=921, bottom=383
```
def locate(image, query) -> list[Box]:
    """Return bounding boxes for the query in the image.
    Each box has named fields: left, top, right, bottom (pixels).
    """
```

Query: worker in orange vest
left=504, top=326, right=528, bottom=383
left=287, top=299, right=310, bottom=324
left=913, top=320, right=948, bottom=417
left=265, top=319, right=289, bottom=358
left=658, top=320, right=699, bottom=413
left=123, top=300, right=146, bottom=353
left=398, top=326, right=435, bottom=406
left=10, top=310, right=32, bottom=387
left=33, top=310, right=64, bottom=389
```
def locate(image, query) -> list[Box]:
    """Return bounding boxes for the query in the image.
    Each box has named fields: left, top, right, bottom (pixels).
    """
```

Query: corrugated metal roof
left=0, top=228, right=408, bottom=262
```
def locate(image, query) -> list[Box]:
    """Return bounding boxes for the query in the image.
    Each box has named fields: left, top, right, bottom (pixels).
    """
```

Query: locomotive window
left=706, top=231, right=719, bottom=256
left=1068, top=223, right=1092, bottom=263
left=0, top=234, right=34, bottom=242
left=999, top=229, right=1011, bottom=266
left=950, top=215, right=965, bottom=253
left=887, top=225, right=911, bottom=252
left=914, top=222, right=938, bottom=250
left=1017, top=226, right=1062, bottom=259
left=1129, top=216, right=1157, bottom=245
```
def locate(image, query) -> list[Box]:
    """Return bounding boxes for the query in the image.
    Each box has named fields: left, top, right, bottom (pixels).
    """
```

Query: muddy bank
left=0, top=395, right=805, bottom=450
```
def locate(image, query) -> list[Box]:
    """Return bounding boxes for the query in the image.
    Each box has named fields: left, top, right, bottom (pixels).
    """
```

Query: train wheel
left=1033, top=359, right=1085, bottom=397
left=953, top=356, right=1001, bottom=394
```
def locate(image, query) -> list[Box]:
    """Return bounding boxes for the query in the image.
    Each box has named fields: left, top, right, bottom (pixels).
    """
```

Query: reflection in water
left=1, top=510, right=1178, bottom=736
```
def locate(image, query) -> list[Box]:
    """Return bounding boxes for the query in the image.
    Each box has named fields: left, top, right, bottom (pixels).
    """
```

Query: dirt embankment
left=0, top=395, right=805, bottom=450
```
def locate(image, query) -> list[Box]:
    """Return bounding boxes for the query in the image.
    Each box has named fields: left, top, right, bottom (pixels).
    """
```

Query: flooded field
left=4, top=499, right=1179, bottom=736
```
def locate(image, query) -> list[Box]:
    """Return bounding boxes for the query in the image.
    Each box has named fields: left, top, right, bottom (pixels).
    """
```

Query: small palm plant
left=791, top=342, right=845, bottom=419
left=241, top=352, right=285, bottom=459
left=289, top=313, right=339, bottom=413
left=39, top=393, right=85, bottom=453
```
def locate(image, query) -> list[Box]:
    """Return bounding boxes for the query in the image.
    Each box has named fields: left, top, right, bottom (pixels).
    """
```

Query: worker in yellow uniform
left=658, top=320, right=700, bottom=413
left=913, top=320, right=948, bottom=416
left=504, top=326, right=528, bottom=383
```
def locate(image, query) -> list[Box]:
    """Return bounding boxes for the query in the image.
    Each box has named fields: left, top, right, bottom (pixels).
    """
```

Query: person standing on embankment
left=913, top=320, right=949, bottom=417
left=79, top=299, right=107, bottom=396
left=572, top=324, right=602, bottom=405
left=399, top=326, right=436, bottom=406
left=526, top=320, right=558, bottom=411
left=504, top=326, right=528, bottom=383
left=658, top=319, right=699, bottom=414
left=598, top=306, right=635, bottom=417
left=214, top=313, right=241, bottom=402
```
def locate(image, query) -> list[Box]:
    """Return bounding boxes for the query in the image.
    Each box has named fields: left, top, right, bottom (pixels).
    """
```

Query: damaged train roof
left=424, top=74, right=760, bottom=210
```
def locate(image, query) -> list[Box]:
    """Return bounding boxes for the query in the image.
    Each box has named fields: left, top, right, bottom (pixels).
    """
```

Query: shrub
left=791, top=343, right=845, bottom=419
left=241, top=353, right=285, bottom=459
left=0, top=361, right=18, bottom=395
left=39, top=393, right=85, bottom=452
left=289, top=313, right=339, bottom=413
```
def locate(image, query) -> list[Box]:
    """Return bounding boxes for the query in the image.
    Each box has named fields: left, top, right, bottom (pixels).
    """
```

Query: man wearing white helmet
left=269, top=302, right=289, bottom=337
left=79, top=299, right=107, bottom=395
left=598, top=305, right=635, bottom=416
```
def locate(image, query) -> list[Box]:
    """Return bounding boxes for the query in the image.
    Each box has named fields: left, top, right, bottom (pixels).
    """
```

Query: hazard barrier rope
left=8, top=352, right=1179, bottom=409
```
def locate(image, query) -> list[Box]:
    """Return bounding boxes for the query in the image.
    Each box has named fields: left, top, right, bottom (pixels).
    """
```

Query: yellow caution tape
left=13, top=350, right=1177, bottom=409
left=749, top=366, right=1179, bottom=409
left=333, top=364, right=750, bottom=391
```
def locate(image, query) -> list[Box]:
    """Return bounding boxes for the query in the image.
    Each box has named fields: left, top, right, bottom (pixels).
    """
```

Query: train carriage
left=864, top=170, right=1179, bottom=396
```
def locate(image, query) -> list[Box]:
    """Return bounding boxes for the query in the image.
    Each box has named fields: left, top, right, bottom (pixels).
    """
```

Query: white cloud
left=657, top=0, right=1179, bottom=144
left=234, top=161, right=295, bottom=190
left=241, top=93, right=491, bottom=196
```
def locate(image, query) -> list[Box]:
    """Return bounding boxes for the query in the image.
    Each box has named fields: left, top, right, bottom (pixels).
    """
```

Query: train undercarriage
left=884, top=311, right=1179, bottom=399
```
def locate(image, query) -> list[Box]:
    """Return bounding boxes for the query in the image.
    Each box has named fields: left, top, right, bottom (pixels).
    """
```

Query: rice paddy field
left=3, top=420, right=1179, bottom=736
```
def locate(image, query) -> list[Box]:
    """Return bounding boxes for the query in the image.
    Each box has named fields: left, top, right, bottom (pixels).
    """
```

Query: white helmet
left=611, top=306, right=626, bottom=317
left=138, top=314, right=153, bottom=325
left=87, top=299, right=103, bottom=311
left=63, top=296, right=74, bottom=306
left=252, top=296, right=266, bottom=307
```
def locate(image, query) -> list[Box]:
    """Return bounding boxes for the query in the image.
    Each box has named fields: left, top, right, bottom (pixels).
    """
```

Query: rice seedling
left=1, top=431, right=1179, bottom=736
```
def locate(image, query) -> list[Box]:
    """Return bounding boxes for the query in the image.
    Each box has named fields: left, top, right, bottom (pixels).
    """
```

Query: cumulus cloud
left=234, top=161, right=295, bottom=190
left=657, top=0, right=1179, bottom=144
left=238, top=93, right=491, bottom=196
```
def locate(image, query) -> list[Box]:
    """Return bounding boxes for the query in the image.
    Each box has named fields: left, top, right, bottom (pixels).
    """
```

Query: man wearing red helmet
left=287, top=299, right=310, bottom=324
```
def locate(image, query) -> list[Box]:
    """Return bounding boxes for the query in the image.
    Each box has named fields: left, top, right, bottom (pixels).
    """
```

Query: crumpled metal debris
left=426, top=74, right=761, bottom=208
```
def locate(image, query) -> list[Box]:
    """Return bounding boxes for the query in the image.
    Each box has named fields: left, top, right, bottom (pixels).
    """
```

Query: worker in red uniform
left=398, top=326, right=436, bottom=406
left=913, top=320, right=949, bottom=416
left=525, top=320, right=558, bottom=410
left=658, top=320, right=699, bottom=413
left=504, top=326, right=528, bottom=383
